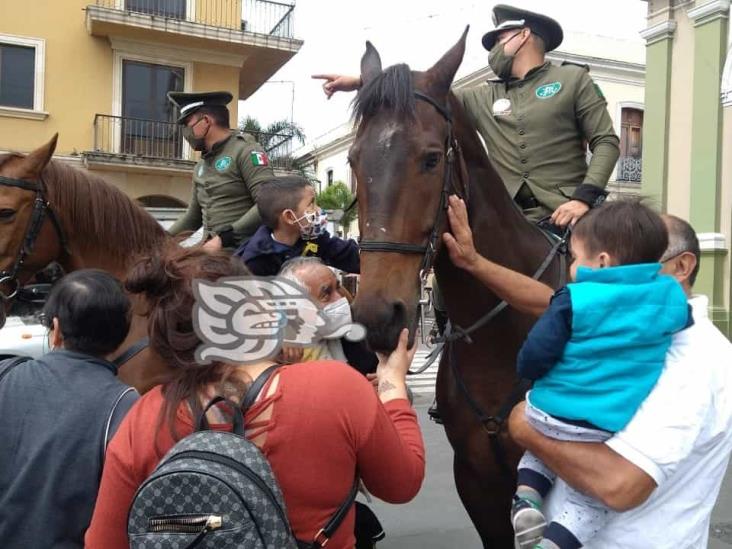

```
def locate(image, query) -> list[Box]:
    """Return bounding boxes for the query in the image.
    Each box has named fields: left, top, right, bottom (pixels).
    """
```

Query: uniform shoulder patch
left=593, top=82, right=605, bottom=99
left=561, top=60, right=590, bottom=72
left=250, top=151, right=269, bottom=166
left=237, top=132, right=258, bottom=144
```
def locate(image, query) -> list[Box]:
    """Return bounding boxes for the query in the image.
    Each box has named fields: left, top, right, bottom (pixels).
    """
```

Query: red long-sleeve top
left=85, top=361, right=425, bottom=549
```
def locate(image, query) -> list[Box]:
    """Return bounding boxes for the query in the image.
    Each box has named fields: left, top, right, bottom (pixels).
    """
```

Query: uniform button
left=519, top=129, right=526, bottom=135
left=517, top=115, right=524, bottom=121
left=523, top=172, right=529, bottom=178
left=521, top=158, right=527, bottom=164
left=518, top=83, right=524, bottom=88
left=520, top=143, right=527, bottom=149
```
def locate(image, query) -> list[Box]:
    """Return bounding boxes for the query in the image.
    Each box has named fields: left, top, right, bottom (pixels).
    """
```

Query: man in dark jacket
left=0, top=270, right=138, bottom=548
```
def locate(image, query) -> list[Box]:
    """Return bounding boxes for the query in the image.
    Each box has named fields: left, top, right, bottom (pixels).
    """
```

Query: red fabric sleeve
left=357, top=398, right=425, bottom=503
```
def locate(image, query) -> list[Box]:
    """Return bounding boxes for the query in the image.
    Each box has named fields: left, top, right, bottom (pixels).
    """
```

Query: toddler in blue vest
left=511, top=200, right=691, bottom=549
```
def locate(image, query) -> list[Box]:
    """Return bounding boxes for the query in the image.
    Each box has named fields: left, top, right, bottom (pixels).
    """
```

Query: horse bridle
left=357, top=90, right=467, bottom=287
left=0, top=175, right=68, bottom=300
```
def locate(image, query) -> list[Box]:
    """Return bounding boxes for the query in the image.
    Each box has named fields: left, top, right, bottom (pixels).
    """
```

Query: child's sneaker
left=511, top=496, right=546, bottom=548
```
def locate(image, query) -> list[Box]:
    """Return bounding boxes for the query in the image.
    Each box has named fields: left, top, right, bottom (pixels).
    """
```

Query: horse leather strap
left=0, top=174, right=70, bottom=300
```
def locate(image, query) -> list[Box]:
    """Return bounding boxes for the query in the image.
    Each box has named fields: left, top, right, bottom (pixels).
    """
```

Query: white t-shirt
left=545, top=295, right=732, bottom=548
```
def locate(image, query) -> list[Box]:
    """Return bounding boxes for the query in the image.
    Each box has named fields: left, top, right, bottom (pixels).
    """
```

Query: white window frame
left=112, top=48, right=193, bottom=158
left=614, top=101, right=645, bottom=183
left=0, top=33, right=47, bottom=120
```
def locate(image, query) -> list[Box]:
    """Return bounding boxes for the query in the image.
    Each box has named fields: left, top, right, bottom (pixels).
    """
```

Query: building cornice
left=639, top=20, right=677, bottom=45
left=109, top=37, right=244, bottom=67
left=688, top=0, right=730, bottom=26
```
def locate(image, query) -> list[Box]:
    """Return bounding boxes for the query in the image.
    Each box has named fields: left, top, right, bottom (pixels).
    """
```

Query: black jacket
left=0, top=350, right=138, bottom=548
left=235, top=225, right=361, bottom=276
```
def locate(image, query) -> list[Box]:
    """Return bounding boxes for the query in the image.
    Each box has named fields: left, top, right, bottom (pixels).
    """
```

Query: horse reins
left=358, top=91, right=467, bottom=285
left=0, top=175, right=69, bottom=300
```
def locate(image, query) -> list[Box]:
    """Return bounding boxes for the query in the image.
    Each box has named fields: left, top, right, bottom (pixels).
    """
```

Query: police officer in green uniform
left=167, top=91, right=275, bottom=251
left=314, top=4, right=620, bottom=227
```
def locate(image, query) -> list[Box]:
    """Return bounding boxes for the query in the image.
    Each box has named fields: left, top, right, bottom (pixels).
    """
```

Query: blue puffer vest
left=530, top=263, right=689, bottom=432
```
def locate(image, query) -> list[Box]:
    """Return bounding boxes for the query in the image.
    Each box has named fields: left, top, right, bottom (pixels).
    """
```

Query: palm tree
left=317, top=181, right=356, bottom=232
left=239, top=116, right=305, bottom=150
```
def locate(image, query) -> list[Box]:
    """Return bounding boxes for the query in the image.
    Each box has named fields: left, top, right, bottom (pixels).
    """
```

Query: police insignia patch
left=535, top=82, right=562, bottom=99
left=215, top=156, right=232, bottom=171
left=250, top=151, right=269, bottom=166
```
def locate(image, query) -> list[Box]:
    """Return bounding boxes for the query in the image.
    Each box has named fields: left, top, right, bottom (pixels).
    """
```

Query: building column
left=639, top=19, right=676, bottom=210
left=688, top=0, right=730, bottom=335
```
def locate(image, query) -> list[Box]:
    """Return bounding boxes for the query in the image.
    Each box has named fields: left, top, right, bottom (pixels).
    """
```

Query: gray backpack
left=127, top=366, right=357, bottom=549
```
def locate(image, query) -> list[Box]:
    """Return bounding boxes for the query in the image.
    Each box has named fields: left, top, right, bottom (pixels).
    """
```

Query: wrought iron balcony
left=90, top=114, right=298, bottom=170
left=90, top=0, right=295, bottom=38
left=616, top=156, right=642, bottom=183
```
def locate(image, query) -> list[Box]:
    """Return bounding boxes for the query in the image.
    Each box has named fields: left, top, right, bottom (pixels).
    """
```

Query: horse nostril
left=392, top=301, right=407, bottom=324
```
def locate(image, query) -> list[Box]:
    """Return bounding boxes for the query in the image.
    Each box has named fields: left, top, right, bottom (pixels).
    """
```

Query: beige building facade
left=0, top=0, right=302, bottom=208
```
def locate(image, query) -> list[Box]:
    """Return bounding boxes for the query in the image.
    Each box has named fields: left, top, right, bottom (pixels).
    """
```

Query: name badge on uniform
left=492, top=98, right=512, bottom=117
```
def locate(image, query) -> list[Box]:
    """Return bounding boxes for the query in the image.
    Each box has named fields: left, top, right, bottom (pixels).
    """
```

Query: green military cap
left=481, top=4, right=563, bottom=52
left=167, top=90, right=233, bottom=124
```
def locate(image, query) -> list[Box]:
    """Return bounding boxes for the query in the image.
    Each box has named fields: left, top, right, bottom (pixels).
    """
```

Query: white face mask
left=320, top=297, right=353, bottom=339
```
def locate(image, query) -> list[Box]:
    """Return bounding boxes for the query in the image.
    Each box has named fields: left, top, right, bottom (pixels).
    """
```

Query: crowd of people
left=0, top=3, right=731, bottom=549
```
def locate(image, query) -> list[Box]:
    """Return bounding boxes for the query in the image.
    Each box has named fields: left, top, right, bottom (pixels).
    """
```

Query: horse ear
left=21, top=134, right=58, bottom=178
left=360, top=41, right=383, bottom=85
left=425, top=26, right=469, bottom=98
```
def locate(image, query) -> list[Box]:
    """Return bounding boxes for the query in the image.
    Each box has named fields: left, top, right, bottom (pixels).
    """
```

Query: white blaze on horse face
left=377, top=122, right=401, bottom=152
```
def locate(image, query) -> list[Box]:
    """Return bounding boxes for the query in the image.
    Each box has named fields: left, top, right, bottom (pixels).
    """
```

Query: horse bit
left=0, top=175, right=68, bottom=301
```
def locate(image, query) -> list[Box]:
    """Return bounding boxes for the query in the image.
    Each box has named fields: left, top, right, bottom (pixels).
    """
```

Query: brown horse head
left=0, top=135, right=64, bottom=328
left=351, top=29, right=469, bottom=353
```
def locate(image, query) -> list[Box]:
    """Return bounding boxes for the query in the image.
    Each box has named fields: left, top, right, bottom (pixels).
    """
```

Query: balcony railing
left=92, top=114, right=299, bottom=168
left=92, top=0, right=295, bottom=38
left=616, top=156, right=642, bottom=183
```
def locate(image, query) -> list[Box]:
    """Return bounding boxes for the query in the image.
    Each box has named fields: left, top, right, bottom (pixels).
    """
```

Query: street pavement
left=366, top=398, right=732, bottom=548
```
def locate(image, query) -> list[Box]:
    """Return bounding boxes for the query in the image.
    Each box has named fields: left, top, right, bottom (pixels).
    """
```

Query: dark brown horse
left=0, top=135, right=175, bottom=392
left=350, top=30, right=564, bottom=546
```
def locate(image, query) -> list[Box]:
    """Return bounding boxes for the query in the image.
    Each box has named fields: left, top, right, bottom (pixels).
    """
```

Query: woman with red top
left=85, top=246, right=425, bottom=549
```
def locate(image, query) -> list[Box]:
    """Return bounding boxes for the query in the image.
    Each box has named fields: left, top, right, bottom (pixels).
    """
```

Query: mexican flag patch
left=250, top=151, right=269, bottom=166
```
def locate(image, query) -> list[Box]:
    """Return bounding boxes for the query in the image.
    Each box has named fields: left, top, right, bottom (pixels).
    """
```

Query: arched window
left=617, top=106, right=644, bottom=183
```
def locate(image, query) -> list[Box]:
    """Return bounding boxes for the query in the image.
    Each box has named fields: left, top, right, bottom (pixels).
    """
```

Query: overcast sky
left=241, top=0, right=648, bottom=143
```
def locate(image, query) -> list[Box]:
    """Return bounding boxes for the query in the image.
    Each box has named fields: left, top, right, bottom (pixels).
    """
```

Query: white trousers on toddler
left=519, top=396, right=614, bottom=546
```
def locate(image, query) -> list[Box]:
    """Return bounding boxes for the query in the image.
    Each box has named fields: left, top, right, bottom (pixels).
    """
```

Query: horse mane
left=352, top=64, right=415, bottom=123
left=4, top=155, right=170, bottom=257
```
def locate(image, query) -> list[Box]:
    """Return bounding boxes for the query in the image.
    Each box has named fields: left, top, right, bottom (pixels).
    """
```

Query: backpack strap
left=241, top=364, right=281, bottom=412
left=307, top=477, right=359, bottom=548
left=195, top=365, right=281, bottom=437
left=0, top=356, right=31, bottom=383
left=102, top=387, right=137, bottom=460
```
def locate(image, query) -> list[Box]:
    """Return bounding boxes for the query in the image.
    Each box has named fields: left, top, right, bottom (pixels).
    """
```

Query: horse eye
left=0, top=208, right=16, bottom=219
left=423, top=152, right=442, bottom=171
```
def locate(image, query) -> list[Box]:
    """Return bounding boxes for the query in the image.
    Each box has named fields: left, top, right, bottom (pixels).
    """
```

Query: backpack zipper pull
left=183, top=515, right=222, bottom=549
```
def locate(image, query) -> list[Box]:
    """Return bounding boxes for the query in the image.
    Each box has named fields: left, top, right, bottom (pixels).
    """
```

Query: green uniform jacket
left=456, top=61, right=620, bottom=220
left=169, top=131, right=275, bottom=246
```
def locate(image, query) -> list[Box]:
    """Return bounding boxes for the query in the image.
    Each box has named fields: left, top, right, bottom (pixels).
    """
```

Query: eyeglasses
left=38, top=312, right=51, bottom=328
left=659, top=249, right=688, bottom=263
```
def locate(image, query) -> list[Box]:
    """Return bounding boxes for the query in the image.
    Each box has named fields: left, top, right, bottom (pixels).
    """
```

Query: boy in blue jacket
left=235, top=176, right=360, bottom=276
left=511, top=200, right=691, bottom=549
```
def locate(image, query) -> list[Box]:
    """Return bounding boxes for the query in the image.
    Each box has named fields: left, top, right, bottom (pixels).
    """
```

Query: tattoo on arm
left=377, top=379, right=397, bottom=394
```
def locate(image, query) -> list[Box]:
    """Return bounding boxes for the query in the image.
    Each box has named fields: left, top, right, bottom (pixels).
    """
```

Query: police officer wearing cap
left=167, top=91, right=274, bottom=250
left=313, top=4, right=619, bottom=228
